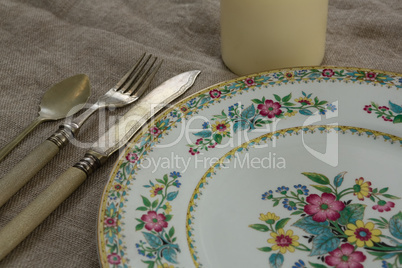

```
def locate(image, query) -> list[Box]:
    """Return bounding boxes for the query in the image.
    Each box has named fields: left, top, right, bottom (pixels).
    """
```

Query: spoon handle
left=0, top=116, right=45, bottom=162
left=0, top=140, right=59, bottom=207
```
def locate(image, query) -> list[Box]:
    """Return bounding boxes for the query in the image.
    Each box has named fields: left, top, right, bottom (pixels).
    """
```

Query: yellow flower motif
left=353, top=177, right=372, bottom=201
left=295, top=97, right=313, bottom=105
left=157, top=263, right=174, bottom=268
left=259, top=212, right=280, bottom=224
left=345, top=220, right=381, bottom=247
left=284, top=110, right=298, bottom=117
left=165, top=202, right=172, bottom=214
left=268, top=228, right=299, bottom=254
left=211, top=120, right=230, bottom=136
left=150, top=184, right=164, bottom=197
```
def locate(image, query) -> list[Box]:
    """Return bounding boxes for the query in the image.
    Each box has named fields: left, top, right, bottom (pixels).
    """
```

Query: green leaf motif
left=249, top=224, right=269, bottom=232
left=394, top=115, right=402, bottom=124
left=275, top=218, right=291, bottom=231
left=142, top=195, right=151, bottom=207
left=282, top=93, right=292, bottom=102
left=136, top=222, right=145, bottom=231
left=389, top=212, right=402, bottom=239
left=213, top=133, right=223, bottom=144
left=339, top=204, right=366, bottom=225
left=302, top=172, right=330, bottom=185
left=258, top=247, right=272, bottom=252
left=309, top=262, right=328, bottom=268
left=311, top=185, right=333, bottom=193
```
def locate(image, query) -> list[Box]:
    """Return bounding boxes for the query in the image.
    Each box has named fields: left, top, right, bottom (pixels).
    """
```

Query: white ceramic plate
left=97, top=67, right=402, bottom=268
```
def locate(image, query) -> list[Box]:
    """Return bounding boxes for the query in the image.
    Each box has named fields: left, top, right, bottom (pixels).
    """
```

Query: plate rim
left=97, top=66, right=402, bottom=267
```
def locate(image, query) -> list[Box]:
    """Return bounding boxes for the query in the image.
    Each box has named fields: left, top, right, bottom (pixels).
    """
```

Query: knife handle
left=0, top=140, right=60, bottom=207
left=0, top=166, right=87, bottom=261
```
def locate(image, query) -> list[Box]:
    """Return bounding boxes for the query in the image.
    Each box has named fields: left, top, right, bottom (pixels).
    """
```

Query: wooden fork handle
left=0, top=140, right=59, bottom=207
left=0, top=166, right=87, bottom=261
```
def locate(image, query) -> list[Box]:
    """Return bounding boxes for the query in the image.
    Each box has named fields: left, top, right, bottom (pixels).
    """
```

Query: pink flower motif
left=382, top=116, right=393, bottom=122
left=363, top=105, right=372, bottom=114
left=378, top=106, right=390, bottom=111
left=104, top=217, right=117, bottom=227
left=126, top=153, right=139, bottom=163
left=304, top=193, right=345, bottom=222
left=322, top=69, right=335, bottom=77
left=325, top=243, right=366, bottom=268
left=107, top=253, right=121, bottom=265
left=244, top=78, right=256, bottom=86
left=189, top=147, right=200, bottom=155
left=150, top=126, right=161, bottom=136
left=365, top=72, right=377, bottom=80
left=208, top=142, right=217, bottom=149
left=257, top=99, right=282, bottom=119
left=373, top=201, right=395, bottom=212
left=209, top=89, right=221, bottom=99
left=141, top=211, right=168, bottom=232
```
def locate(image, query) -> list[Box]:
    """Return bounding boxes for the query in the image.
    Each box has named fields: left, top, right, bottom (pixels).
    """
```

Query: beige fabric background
left=0, top=0, right=401, bottom=267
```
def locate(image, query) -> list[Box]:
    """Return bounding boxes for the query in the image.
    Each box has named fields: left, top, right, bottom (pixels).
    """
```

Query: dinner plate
left=97, top=67, right=402, bottom=268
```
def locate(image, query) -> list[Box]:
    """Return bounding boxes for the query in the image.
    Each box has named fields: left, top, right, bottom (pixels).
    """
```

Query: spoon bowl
left=0, top=74, right=91, bottom=161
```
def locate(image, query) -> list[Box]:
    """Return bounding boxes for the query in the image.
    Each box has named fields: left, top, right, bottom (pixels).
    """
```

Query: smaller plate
left=187, top=126, right=402, bottom=267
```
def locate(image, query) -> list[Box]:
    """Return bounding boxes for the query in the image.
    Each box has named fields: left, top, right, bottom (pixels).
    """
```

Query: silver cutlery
left=0, top=53, right=161, bottom=207
left=0, top=69, right=200, bottom=260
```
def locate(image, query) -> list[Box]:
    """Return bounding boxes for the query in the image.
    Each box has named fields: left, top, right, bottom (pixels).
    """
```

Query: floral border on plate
left=97, top=67, right=402, bottom=268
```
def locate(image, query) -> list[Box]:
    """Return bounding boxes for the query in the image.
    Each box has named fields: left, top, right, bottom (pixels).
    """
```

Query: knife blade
left=0, top=70, right=200, bottom=261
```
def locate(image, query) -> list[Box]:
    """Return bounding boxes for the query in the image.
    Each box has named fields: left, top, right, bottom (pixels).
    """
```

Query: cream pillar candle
left=220, top=0, right=329, bottom=76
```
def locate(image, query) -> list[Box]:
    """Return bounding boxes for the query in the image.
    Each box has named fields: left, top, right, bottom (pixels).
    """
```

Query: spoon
left=0, top=74, right=91, bottom=162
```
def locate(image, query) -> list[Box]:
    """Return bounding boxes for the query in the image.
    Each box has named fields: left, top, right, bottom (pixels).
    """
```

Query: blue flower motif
left=294, top=184, right=309, bottom=195
left=399, top=78, right=402, bottom=84
left=297, top=70, right=307, bottom=76
left=173, top=180, right=181, bottom=188
left=137, top=249, right=145, bottom=256
left=135, top=243, right=140, bottom=248
left=189, top=98, right=197, bottom=106
left=273, top=73, right=281, bottom=79
left=292, top=260, right=306, bottom=268
left=262, top=190, right=273, bottom=200
left=326, top=103, right=337, bottom=112
left=202, top=122, right=209, bottom=129
left=276, top=186, right=289, bottom=193
left=170, top=171, right=181, bottom=178
left=382, top=260, right=389, bottom=268
left=319, top=109, right=327, bottom=115
left=146, top=253, right=155, bottom=259
left=169, top=111, right=177, bottom=118
left=228, top=105, right=235, bottom=111
left=283, top=198, right=297, bottom=211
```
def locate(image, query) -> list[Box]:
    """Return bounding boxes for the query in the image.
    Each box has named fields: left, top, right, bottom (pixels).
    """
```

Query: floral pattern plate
left=97, top=67, right=402, bottom=268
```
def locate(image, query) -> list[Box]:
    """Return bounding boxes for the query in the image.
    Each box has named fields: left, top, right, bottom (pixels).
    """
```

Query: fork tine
left=114, top=52, right=146, bottom=90
left=126, top=58, right=162, bottom=98
left=119, top=54, right=152, bottom=93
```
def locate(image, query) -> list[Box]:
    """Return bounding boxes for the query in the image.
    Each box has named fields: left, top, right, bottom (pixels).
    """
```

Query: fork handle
left=0, top=140, right=59, bottom=207
left=0, top=166, right=87, bottom=261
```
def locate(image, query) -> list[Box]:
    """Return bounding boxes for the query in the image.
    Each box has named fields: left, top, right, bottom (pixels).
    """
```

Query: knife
left=0, top=70, right=200, bottom=261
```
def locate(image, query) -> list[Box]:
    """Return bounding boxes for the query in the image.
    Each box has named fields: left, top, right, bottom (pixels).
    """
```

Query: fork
left=0, top=53, right=162, bottom=207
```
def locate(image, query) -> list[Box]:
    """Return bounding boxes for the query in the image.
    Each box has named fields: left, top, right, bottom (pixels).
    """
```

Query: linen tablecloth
left=0, top=0, right=401, bottom=267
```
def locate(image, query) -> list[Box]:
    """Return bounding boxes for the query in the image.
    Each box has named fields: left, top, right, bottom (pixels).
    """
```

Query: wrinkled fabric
left=0, top=0, right=400, bottom=267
